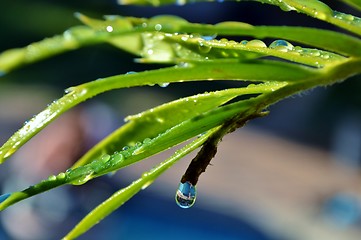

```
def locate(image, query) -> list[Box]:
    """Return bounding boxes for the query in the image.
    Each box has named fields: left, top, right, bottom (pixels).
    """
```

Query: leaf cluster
left=0, top=0, right=361, bottom=239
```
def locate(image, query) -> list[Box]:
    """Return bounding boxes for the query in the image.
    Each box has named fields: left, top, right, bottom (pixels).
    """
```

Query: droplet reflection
left=175, top=181, right=196, bottom=209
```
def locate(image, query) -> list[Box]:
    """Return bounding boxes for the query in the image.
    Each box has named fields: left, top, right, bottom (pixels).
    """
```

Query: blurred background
left=1, top=0, right=361, bottom=239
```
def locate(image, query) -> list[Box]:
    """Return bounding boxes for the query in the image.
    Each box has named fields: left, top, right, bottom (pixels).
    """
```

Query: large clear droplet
left=201, top=34, right=217, bottom=41
left=269, top=40, right=294, bottom=52
left=0, top=193, right=10, bottom=203
left=175, top=181, right=197, bottom=209
left=71, top=172, right=93, bottom=185
left=245, top=40, right=267, bottom=48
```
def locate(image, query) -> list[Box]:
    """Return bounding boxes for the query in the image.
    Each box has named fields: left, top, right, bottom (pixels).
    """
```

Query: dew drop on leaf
left=269, top=40, right=294, bottom=52
left=106, top=25, right=114, bottom=32
left=71, top=172, right=93, bottom=185
left=113, top=153, right=124, bottom=163
left=201, top=34, right=217, bottom=41
left=198, top=42, right=212, bottom=53
left=57, top=172, right=66, bottom=180
left=175, top=181, right=197, bottom=209
left=154, top=24, right=162, bottom=31
left=246, top=40, right=267, bottom=48
left=48, top=175, right=57, bottom=181
left=101, top=154, right=111, bottom=162
left=321, top=54, right=330, bottom=59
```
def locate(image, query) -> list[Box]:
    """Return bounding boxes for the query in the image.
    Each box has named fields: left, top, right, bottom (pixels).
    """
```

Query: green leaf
left=73, top=82, right=287, bottom=167
left=2, top=12, right=358, bottom=75
left=123, top=15, right=361, bottom=57
left=0, top=61, right=313, bottom=163
left=117, top=0, right=361, bottom=36
left=340, top=0, right=361, bottom=11
left=0, top=93, right=264, bottom=210
left=63, top=127, right=218, bottom=240
left=0, top=26, right=102, bottom=74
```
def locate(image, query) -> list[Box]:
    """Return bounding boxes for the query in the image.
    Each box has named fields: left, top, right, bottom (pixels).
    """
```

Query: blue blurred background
left=1, top=0, right=361, bottom=239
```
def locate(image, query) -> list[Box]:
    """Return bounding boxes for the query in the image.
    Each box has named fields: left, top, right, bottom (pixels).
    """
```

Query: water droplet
left=57, top=172, right=66, bottom=180
left=126, top=71, right=137, bottom=75
left=48, top=175, right=57, bottom=181
left=113, top=153, right=124, bottom=163
left=158, top=82, right=170, bottom=88
left=344, top=14, right=355, bottom=22
left=246, top=40, right=267, bottom=48
left=198, top=42, right=212, bottom=53
left=310, top=50, right=321, bottom=57
left=122, top=149, right=131, bottom=158
left=156, top=117, right=164, bottom=123
left=143, top=138, right=151, bottom=144
left=154, top=24, right=162, bottom=31
left=240, top=40, right=248, bottom=45
left=269, top=40, right=294, bottom=52
left=177, top=62, right=190, bottom=68
left=101, top=154, right=111, bottom=162
left=0, top=193, right=10, bottom=203
left=122, top=146, right=129, bottom=151
left=301, top=1, right=332, bottom=20
left=175, top=181, right=197, bottom=209
left=322, top=54, right=330, bottom=59
left=71, top=172, right=93, bottom=185
left=106, top=25, right=113, bottom=32
left=181, top=35, right=189, bottom=41
left=201, top=34, right=217, bottom=41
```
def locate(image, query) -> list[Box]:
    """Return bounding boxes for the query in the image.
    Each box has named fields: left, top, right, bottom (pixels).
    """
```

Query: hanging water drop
left=71, top=172, right=93, bottom=185
left=175, top=181, right=197, bottom=209
left=0, top=193, right=10, bottom=203
left=198, top=42, right=212, bottom=53
left=269, top=40, right=294, bottom=52
left=158, top=82, right=170, bottom=88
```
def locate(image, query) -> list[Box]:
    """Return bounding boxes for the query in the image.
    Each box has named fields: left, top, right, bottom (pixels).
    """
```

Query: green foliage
left=0, top=0, right=361, bottom=239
